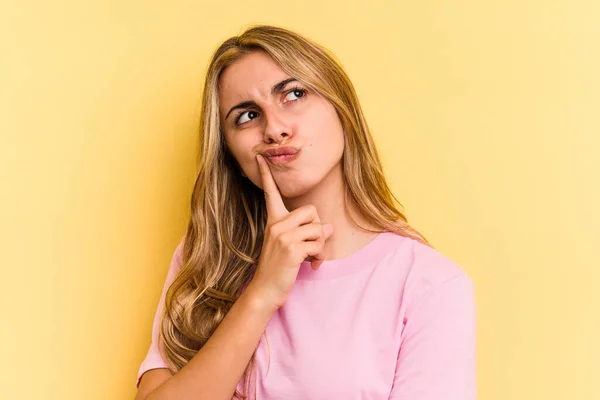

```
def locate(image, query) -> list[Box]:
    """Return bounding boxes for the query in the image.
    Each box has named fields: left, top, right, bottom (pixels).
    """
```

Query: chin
left=277, top=177, right=321, bottom=199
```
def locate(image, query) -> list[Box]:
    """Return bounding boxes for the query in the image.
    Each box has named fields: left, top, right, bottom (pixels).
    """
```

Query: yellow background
left=1, top=1, right=598, bottom=399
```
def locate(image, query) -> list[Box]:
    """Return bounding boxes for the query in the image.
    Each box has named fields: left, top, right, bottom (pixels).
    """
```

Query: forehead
left=218, top=52, right=290, bottom=107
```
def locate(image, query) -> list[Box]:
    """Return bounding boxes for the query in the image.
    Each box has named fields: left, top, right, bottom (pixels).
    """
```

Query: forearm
left=146, top=284, right=276, bottom=400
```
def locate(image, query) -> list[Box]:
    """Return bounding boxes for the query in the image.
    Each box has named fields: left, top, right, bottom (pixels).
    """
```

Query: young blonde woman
left=135, top=25, right=476, bottom=400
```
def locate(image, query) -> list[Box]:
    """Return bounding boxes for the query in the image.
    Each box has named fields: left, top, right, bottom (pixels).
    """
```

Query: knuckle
left=277, top=231, right=290, bottom=245
left=313, top=224, right=322, bottom=236
left=302, top=204, right=317, bottom=216
left=268, top=224, right=280, bottom=237
left=279, top=236, right=294, bottom=253
left=285, top=242, right=295, bottom=255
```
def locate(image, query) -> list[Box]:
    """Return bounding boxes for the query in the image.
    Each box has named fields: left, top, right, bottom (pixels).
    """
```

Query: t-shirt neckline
left=296, top=231, right=398, bottom=280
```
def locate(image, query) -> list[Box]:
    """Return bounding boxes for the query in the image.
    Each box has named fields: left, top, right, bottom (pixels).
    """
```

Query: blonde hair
left=159, top=24, right=430, bottom=399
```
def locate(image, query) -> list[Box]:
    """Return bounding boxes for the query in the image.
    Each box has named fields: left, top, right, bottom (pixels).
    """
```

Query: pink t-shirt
left=137, top=231, right=477, bottom=399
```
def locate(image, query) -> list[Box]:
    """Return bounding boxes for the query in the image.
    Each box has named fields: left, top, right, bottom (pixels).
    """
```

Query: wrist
left=241, top=282, right=281, bottom=315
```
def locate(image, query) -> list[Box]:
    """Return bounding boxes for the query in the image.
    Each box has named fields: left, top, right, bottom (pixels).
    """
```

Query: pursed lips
left=262, top=146, right=300, bottom=158
left=261, top=147, right=301, bottom=165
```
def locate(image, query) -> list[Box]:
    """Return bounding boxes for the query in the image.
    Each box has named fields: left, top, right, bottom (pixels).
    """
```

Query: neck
left=281, top=163, right=379, bottom=261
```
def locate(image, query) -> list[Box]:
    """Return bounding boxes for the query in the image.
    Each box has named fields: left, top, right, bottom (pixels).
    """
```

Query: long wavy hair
left=159, top=24, right=431, bottom=399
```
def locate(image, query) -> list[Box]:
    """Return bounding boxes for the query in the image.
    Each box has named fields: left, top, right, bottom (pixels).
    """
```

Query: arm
left=138, top=284, right=276, bottom=400
left=135, top=240, right=277, bottom=400
left=389, top=275, right=477, bottom=400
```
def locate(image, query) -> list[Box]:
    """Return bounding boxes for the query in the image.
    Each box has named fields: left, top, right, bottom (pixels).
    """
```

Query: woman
left=135, top=25, right=476, bottom=400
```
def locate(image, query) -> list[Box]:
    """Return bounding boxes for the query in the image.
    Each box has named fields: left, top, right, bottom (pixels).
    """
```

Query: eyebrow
left=224, top=78, right=298, bottom=121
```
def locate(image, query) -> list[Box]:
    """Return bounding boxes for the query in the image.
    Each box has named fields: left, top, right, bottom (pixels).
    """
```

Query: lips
left=262, top=146, right=301, bottom=165
left=262, top=146, right=300, bottom=158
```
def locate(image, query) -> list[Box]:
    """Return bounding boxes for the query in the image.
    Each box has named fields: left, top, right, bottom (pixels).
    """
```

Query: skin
left=218, top=51, right=379, bottom=261
left=135, top=50, right=385, bottom=400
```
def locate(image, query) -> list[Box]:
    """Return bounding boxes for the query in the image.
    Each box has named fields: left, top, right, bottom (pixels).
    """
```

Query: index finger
left=256, top=154, right=289, bottom=220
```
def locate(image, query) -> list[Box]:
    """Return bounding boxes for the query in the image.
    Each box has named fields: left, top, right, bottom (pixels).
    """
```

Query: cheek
left=227, top=140, right=262, bottom=178
left=305, top=112, right=345, bottom=158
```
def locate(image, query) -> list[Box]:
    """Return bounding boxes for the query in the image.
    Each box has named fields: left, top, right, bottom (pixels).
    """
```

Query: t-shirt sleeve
left=136, top=238, right=185, bottom=388
left=389, top=274, right=477, bottom=399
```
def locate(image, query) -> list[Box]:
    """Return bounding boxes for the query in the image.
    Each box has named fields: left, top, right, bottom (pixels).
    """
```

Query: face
left=218, top=51, right=345, bottom=199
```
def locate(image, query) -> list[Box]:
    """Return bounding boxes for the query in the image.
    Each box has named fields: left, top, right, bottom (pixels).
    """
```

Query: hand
left=247, top=154, right=334, bottom=310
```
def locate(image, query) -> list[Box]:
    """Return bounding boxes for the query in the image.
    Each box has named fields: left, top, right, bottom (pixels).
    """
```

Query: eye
left=284, top=88, right=307, bottom=102
left=235, top=110, right=259, bottom=125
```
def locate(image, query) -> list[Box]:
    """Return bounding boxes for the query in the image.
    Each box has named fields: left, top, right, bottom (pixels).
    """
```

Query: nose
left=263, top=108, right=292, bottom=143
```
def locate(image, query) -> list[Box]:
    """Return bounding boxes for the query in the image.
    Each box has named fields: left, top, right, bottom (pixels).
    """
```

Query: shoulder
left=381, top=232, right=473, bottom=310
left=173, top=236, right=186, bottom=262
left=164, top=235, right=186, bottom=280
left=381, top=232, right=468, bottom=282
